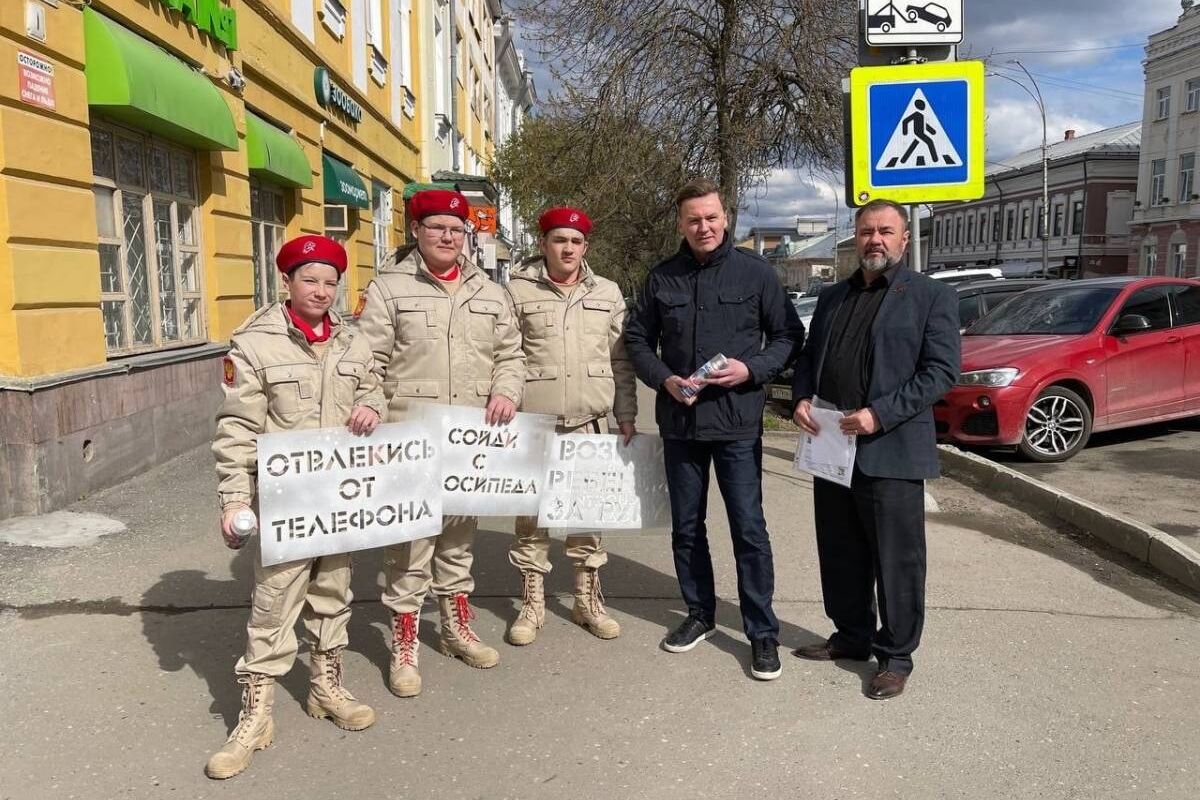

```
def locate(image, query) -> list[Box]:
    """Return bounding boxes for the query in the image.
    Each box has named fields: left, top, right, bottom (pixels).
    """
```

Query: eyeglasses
left=420, top=222, right=467, bottom=237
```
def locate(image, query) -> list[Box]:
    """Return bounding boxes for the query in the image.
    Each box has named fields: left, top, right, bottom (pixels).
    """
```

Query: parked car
left=935, top=276, right=1200, bottom=462
left=906, top=2, right=952, bottom=31
left=930, top=267, right=1003, bottom=284
left=954, top=278, right=1052, bottom=331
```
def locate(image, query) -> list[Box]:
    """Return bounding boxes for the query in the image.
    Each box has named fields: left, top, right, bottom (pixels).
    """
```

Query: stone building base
left=0, top=346, right=226, bottom=520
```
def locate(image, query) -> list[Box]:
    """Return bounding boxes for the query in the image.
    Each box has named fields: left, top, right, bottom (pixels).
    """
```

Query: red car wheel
left=1018, top=386, right=1092, bottom=462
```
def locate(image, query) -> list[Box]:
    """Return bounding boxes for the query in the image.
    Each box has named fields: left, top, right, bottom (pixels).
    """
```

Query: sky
left=514, top=0, right=1187, bottom=235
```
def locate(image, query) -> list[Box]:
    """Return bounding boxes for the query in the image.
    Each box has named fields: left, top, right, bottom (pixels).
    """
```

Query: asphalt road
left=991, top=416, right=1200, bottom=548
left=1, top=429, right=1198, bottom=799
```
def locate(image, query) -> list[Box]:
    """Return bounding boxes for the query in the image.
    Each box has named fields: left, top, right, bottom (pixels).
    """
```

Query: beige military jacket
left=505, top=258, right=637, bottom=427
left=212, top=304, right=385, bottom=510
left=357, top=245, right=525, bottom=421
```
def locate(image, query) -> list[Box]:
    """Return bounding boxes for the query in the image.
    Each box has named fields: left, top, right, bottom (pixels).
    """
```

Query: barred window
left=250, top=181, right=286, bottom=308
left=91, top=123, right=205, bottom=355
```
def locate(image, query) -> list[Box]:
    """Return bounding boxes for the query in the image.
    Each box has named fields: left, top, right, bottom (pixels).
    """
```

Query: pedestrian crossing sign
left=848, top=60, right=985, bottom=205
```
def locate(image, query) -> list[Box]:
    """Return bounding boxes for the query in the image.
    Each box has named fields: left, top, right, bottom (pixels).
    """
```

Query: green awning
left=322, top=153, right=370, bottom=209
left=246, top=112, right=312, bottom=188
left=82, top=8, right=237, bottom=151
left=402, top=181, right=456, bottom=199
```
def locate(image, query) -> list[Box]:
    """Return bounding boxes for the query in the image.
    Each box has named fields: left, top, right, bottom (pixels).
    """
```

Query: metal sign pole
left=910, top=204, right=921, bottom=271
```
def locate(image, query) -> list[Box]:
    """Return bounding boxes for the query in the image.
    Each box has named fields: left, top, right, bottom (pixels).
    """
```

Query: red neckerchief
left=285, top=302, right=333, bottom=343
left=429, top=263, right=461, bottom=283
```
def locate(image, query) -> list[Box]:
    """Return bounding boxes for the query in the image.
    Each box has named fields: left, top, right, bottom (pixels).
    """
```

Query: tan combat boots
left=572, top=567, right=621, bottom=639
left=389, top=611, right=422, bottom=697
left=438, top=593, right=499, bottom=668
left=205, top=674, right=275, bottom=780
left=506, top=570, right=545, bottom=646
left=307, top=647, right=376, bottom=730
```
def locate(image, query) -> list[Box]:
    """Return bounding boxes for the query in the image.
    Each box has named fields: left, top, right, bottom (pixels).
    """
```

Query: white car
left=792, top=296, right=819, bottom=332
left=929, top=267, right=1003, bottom=284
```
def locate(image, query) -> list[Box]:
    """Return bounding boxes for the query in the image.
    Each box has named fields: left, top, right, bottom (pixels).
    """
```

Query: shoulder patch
left=222, top=356, right=236, bottom=387
left=353, top=291, right=367, bottom=317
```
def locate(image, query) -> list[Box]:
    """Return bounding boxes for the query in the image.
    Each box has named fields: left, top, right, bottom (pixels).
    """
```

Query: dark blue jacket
left=625, top=234, right=803, bottom=440
left=791, top=263, right=960, bottom=480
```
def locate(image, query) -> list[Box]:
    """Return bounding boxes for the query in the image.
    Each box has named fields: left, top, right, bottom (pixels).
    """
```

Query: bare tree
left=511, top=0, right=856, bottom=224
left=491, top=112, right=687, bottom=294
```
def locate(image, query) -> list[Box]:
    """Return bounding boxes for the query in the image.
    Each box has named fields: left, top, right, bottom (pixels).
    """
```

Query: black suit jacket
left=791, top=263, right=960, bottom=480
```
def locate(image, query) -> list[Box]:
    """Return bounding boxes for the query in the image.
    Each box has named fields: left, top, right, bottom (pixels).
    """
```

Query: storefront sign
left=17, top=51, right=55, bottom=111
left=469, top=205, right=497, bottom=235
left=256, top=422, right=442, bottom=566
left=315, top=67, right=364, bottom=123
left=424, top=404, right=557, bottom=516
left=538, top=434, right=671, bottom=530
left=158, top=0, right=238, bottom=51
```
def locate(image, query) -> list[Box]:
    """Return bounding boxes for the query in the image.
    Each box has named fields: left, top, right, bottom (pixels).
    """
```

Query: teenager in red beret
left=207, top=234, right=383, bottom=779
left=502, top=206, right=638, bottom=646
left=358, top=189, right=526, bottom=696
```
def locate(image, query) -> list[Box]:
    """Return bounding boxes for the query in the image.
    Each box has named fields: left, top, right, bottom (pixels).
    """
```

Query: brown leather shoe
left=866, top=670, right=908, bottom=700
left=792, top=640, right=870, bottom=662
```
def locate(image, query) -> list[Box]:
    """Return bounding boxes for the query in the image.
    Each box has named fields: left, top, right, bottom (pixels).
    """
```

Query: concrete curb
left=938, top=444, right=1200, bottom=593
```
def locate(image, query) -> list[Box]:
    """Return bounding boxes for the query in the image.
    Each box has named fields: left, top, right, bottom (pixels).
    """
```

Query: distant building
left=927, top=122, right=1141, bottom=277
left=1129, top=3, right=1200, bottom=276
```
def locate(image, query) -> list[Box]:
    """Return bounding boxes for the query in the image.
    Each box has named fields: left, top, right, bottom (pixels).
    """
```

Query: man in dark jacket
left=790, top=198, right=960, bottom=700
left=624, top=179, right=802, bottom=681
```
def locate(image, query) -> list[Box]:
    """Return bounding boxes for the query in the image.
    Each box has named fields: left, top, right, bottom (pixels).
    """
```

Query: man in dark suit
left=790, top=199, right=959, bottom=700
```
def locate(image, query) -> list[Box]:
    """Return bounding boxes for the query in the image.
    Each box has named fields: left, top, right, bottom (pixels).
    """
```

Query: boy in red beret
left=358, top=189, right=526, bottom=697
left=208, top=235, right=384, bottom=779
left=502, top=207, right=638, bottom=646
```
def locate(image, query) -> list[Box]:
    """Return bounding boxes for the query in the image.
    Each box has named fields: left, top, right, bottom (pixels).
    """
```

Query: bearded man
left=789, top=199, right=960, bottom=701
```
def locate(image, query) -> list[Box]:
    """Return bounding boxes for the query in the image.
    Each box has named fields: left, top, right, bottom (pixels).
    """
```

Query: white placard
left=424, top=404, right=557, bottom=516
left=792, top=400, right=857, bottom=488
left=538, top=434, right=671, bottom=530
left=256, top=422, right=442, bottom=566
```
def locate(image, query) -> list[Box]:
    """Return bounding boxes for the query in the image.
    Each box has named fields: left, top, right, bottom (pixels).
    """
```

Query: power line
left=986, top=43, right=1145, bottom=56
left=989, top=63, right=1143, bottom=99
left=986, top=64, right=1143, bottom=104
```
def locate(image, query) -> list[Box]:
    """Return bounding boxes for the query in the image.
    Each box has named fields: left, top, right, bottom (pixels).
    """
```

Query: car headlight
left=957, top=368, right=1019, bottom=388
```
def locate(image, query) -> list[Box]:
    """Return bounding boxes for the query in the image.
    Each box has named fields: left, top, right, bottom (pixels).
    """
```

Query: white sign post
left=538, top=434, right=671, bottom=531
left=256, top=422, right=442, bottom=566
left=424, top=404, right=557, bottom=516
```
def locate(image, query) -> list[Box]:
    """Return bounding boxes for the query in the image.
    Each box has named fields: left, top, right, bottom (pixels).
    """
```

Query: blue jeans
left=663, top=438, right=779, bottom=640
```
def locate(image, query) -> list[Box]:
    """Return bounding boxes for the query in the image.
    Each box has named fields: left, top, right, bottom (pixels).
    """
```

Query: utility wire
left=986, top=43, right=1145, bottom=56
left=988, top=63, right=1143, bottom=99
left=986, top=64, right=1143, bottom=104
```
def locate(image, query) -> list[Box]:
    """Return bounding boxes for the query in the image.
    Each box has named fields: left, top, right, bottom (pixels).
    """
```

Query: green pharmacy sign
left=159, top=0, right=238, bottom=51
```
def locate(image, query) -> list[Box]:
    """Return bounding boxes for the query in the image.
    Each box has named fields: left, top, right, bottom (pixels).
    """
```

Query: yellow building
left=0, top=0, right=425, bottom=518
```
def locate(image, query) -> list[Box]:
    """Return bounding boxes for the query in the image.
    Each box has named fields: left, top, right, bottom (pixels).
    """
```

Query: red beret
left=275, top=235, right=347, bottom=275
left=538, top=207, right=592, bottom=236
left=408, top=189, right=470, bottom=222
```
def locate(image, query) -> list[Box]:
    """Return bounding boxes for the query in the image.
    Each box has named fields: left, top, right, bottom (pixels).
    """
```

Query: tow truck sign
left=864, top=0, right=963, bottom=46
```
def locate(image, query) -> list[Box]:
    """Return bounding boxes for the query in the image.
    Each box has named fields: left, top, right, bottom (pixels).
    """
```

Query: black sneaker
left=751, top=638, right=782, bottom=680
left=661, top=615, right=715, bottom=653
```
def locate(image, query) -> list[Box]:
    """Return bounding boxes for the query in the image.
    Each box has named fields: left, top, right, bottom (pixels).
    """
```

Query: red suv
left=935, top=276, right=1200, bottom=461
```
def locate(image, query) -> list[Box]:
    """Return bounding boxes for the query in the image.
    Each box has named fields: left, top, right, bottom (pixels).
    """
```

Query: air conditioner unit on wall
left=324, top=204, right=350, bottom=232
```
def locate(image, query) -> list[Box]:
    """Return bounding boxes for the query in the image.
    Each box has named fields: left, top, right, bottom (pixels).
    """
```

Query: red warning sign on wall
left=18, top=51, right=56, bottom=111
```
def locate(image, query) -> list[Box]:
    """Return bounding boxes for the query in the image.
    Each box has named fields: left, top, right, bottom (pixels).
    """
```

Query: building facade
left=0, top=0, right=425, bottom=518
left=928, top=123, right=1141, bottom=277
left=493, top=12, right=535, bottom=265
left=1128, top=3, right=1200, bottom=277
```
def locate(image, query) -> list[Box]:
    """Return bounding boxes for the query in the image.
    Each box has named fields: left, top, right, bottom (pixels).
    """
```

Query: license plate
left=767, top=385, right=790, bottom=401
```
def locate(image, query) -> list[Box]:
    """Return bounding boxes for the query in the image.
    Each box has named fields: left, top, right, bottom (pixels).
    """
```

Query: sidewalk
left=2, top=431, right=1199, bottom=798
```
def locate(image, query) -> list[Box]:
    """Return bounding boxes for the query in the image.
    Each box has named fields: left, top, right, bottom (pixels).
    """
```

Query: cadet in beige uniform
left=208, top=235, right=384, bottom=780
left=358, top=189, right=525, bottom=698
left=504, top=207, right=638, bottom=646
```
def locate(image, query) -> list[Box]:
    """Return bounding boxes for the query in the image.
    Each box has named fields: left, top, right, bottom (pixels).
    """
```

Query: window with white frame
left=321, top=0, right=348, bottom=39
left=91, top=124, right=205, bottom=355
left=1052, top=203, right=1064, bottom=237
left=966, top=214, right=975, bottom=245
left=1071, top=199, right=1084, bottom=235
left=1188, top=78, right=1200, bottom=113
left=399, top=0, right=413, bottom=94
left=1151, top=158, right=1167, bottom=205
left=1172, top=242, right=1188, bottom=277
left=434, top=13, right=448, bottom=122
left=1180, top=153, right=1195, bottom=203
left=372, top=182, right=392, bottom=273
left=250, top=180, right=286, bottom=308
left=1157, top=86, right=1172, bottom=119
left=367, top=0, right=387, bottom=85
left=1020, top=207, right=1031, bottom=240
left=1142, top=242, right=1157, bottom=275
